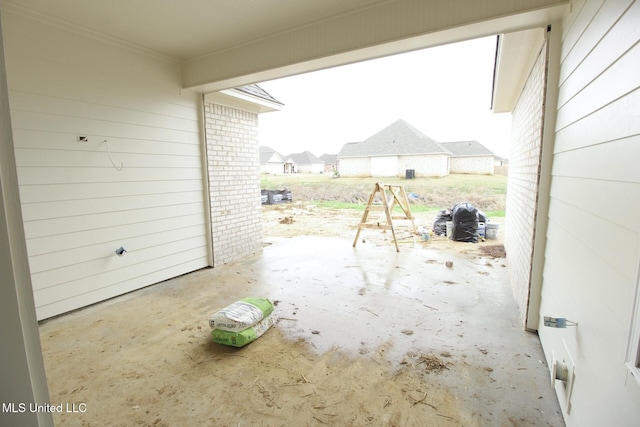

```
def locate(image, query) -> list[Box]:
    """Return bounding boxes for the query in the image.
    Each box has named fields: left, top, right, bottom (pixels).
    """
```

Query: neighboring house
left=320, top=153, right=338, bottom=174
left=493, top=155, right=509, bottom=176
left=3, top=3, right=639, bottom=427
left=439, top=140, right=495, bottom=175
left=338, top=119, right=450, bottom=177
left=284, top=151, right=324, bottom=173
left=259, top=146, right=285, bottom=174
left=494, top=155, right=509, bottom=167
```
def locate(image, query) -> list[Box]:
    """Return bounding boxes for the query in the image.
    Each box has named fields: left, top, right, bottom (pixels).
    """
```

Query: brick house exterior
left=502, top=34, right=548, bottom=325
left=204, top=86, right=282, bottom=267
left=260, top=146, right=286, bottom=174
left=338, top=119, right=450, bottom=177
left=204, top=103, right=264, bottom=267
left=440, top=141, right=495, bottom=175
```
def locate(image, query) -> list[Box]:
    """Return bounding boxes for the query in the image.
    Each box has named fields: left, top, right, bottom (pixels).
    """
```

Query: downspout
left=526, top=22, right=561, bottom=331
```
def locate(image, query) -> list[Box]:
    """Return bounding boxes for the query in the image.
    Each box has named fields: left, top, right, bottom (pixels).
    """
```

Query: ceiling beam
left=183, top=0, right=568, bottom=93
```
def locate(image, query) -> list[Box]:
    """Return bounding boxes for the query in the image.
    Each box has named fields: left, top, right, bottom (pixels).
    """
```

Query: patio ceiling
left=0, top=0, right=568, bottom=91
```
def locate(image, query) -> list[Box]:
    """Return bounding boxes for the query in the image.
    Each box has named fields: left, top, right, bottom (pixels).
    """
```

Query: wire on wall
left=103, top=139, right=124, bottom=171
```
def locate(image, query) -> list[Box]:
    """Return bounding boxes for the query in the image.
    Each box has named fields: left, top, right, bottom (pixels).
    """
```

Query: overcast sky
left=257, top=36, right=512, bottom=159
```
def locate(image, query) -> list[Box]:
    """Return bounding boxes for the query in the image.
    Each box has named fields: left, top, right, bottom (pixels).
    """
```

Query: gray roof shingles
left=319, top=154, right=337, bottom=165
left=338, top=119, right=449, bottom=158
left=234, top=84, right=283, bottom=105
left=286, top=151, right=324, bottom=165
left=259, top=146, right=284, bottom=164
left=440, top=140, right=494, bottom=157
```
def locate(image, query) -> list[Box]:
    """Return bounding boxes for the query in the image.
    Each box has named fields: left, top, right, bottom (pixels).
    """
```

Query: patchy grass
left=261, top=173, right=507, bottom=212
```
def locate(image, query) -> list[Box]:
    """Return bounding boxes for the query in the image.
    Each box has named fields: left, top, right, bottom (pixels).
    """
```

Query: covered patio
left=39, top=236, right=563, bottom=426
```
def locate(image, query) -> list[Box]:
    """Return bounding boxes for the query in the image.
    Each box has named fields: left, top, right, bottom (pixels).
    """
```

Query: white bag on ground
left=211, top=314, right=275, bottom=347
left=208, top=297, right=274, bottom=332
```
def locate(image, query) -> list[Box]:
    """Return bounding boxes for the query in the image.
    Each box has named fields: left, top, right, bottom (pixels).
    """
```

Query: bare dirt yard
left=259, top=174, right=507, bottom=248
left=260, top=202, right=505, bottom=245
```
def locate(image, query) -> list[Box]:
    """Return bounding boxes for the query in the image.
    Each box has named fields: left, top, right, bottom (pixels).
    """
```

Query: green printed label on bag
left=209, top=297, right=274, bottom=332
left=211, top=315, right=275, bottom=347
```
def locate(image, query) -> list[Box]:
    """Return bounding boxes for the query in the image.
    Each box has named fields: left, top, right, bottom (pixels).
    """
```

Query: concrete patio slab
left=39, top=236, right=564, bottom=426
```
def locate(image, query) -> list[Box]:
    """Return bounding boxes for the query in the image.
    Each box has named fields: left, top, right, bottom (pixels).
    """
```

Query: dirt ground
left=260, top=202, right=505, bottom=244
left=39, top=203, right=563, bottom=426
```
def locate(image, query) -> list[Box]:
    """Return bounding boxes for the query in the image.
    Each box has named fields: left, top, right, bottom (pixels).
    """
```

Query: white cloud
left=258, top=36, right=512, bottom=158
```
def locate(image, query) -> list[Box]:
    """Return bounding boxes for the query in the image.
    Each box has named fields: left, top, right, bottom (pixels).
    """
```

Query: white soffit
left=492, top=27, right=546, bottom=113
left=205, top=90, right=283, bottom=114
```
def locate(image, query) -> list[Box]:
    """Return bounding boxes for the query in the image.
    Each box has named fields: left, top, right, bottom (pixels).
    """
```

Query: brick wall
left=398, top=154, right=449, bottom=177
left=449, top=156, right=494, bottom=175
left=339, top=155, right=449, bottom=177
left=338, top=157, right=371, bottom=176
left=204, top=102, right=263, bottom=267
left=504, top=40, right=547, bottom=324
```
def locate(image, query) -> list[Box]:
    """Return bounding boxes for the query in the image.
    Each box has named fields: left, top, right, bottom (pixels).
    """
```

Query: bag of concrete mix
left=211, top=314, right=275, bottom=347
left=208, top=297, right=274, bottom=332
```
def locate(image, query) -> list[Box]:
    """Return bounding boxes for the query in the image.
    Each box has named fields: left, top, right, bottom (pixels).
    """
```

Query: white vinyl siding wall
left=538, top=0, right=640, bottom=424
left=3, top=11, right=209, bottom=320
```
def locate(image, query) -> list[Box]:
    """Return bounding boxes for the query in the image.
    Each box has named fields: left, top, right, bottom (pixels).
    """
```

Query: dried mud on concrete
left=38, top=205, right=564, bottom=426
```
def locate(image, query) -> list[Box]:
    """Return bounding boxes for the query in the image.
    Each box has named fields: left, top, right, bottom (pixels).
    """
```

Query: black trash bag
left=433, top=209, right=452, bottom=236
left=451, top=202, right=478, bottom=243
left=477, top=209, right=488, bottom=223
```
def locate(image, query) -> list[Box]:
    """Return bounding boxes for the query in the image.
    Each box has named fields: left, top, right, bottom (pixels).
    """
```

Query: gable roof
left=208, top=83, right=283, bottom=113
left=338, top=119, right=449, bottom=158
left=234, top=84, right=283, bottom=106
left=286, top=151, right=324, bottom=165
left=319, top=154, right=338, bottom=165
left=440, top=140, right=494, bottom=157
left=259, top=146, right=285, bottom=164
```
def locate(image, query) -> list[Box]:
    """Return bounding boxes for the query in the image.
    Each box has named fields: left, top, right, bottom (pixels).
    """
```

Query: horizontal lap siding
left=2, top=11, right=209, bottom=319
left=538, top=0, right=640, bottom=424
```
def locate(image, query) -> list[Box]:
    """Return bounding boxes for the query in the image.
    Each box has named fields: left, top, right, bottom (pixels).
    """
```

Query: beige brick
left=204, top=101, right=263, bottom=267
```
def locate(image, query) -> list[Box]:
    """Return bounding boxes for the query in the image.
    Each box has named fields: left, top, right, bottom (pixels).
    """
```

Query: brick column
left=204, top=103, right=263, bottom=267
left=505, top=40, right=547, bottom=324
